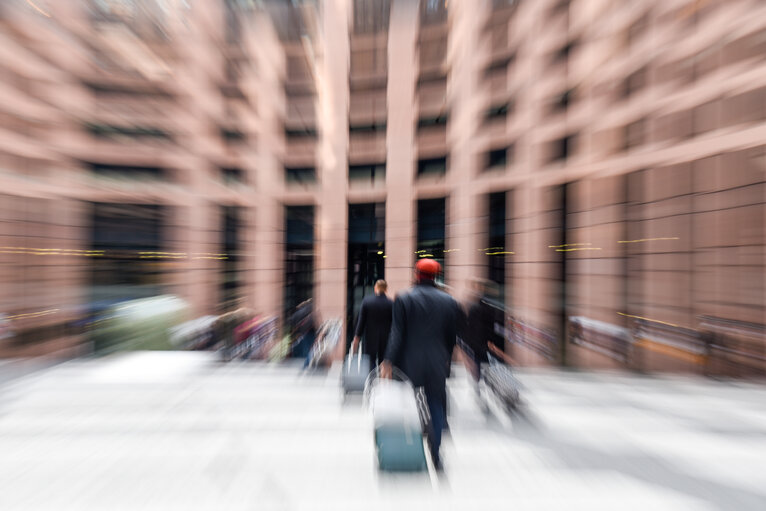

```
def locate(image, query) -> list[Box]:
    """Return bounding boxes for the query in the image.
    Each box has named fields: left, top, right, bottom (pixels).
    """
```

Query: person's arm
left=381, top=295, right=405, bottom=378
left=351, top=301, right=367, bottom=352
left=488, top=341, right=517, bottom=365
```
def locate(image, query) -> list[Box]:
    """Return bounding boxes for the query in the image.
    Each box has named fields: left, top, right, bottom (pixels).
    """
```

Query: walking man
left=351, top=279, right=393, bottom=366
left=380, top=259, right=461, bottom=471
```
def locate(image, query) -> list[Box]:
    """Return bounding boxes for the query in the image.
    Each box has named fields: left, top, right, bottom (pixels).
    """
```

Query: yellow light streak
left=26, top=0, right=51, bottom=17
left=618, top=237, right=680, bottom=244
left=555, top=247, right=602, bottom=252
left=8, top=308, right=59, bottom=320
left=617, top=312, right=678, bottom=328
left=548, top=243, right=592, bottom=248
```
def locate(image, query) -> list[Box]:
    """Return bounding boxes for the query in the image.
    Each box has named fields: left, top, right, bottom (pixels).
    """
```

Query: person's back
left=388, top=283, right=459, bottom=395
left=381, top=259, right=460, bottom=471
left=352, top=280, right=393, bottom=365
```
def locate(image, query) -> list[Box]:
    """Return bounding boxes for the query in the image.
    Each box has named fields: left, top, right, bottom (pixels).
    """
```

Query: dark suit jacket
left=384, top=282, right=461, bottom=399
left=465, top=296, right=504, bottom=361
left=354, top=293, right=393, bottom=359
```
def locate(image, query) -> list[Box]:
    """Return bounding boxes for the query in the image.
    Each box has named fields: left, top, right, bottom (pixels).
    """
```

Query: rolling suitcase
left=342, top=343, right=371, bottom=395
left=484, top=354, right=522, bottom=412
left=366, top=368, right=428, bottom=472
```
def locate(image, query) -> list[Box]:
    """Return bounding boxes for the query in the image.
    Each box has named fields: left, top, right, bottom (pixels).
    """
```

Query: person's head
left=414, top=258, right=441, bottom=283
left=374, top=279, right=387, bottom=295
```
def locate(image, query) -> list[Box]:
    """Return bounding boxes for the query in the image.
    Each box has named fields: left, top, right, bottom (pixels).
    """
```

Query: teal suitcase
left=374, top=424, right=427, bottom=471
left=367, top=373, right=428, bottom=472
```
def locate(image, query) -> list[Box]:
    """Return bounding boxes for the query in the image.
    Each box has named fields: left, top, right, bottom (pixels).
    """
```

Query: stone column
left=315, top=0, right=351, bottom=328
left=445, top=0, right=489, bottom=302
left=385, top=0, right=419, bottom=297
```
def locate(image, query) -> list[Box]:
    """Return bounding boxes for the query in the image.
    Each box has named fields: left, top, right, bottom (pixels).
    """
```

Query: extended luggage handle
left=364, top=365, right=432, bottom=437
left=363, top=364, right=412, bottom=404
left=347, top=340, right=364, bottom=371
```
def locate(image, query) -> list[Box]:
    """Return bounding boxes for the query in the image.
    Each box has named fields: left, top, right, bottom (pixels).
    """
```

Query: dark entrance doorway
left=346, top=203, right=385, bottom=349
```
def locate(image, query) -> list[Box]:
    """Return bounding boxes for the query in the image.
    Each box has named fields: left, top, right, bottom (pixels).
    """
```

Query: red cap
left=415, top=258, right=441, bottom=279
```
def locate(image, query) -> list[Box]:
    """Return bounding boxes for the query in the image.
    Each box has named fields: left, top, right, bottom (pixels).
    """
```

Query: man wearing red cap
left=380, top=258, right=462, bottom=471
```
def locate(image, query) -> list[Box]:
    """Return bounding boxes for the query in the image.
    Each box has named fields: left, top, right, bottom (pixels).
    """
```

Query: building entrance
left=346, top=203, right=385, bottom=349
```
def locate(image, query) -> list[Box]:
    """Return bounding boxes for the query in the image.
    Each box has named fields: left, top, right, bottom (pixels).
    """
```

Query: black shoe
left=432, top=456, right=444, bottom=472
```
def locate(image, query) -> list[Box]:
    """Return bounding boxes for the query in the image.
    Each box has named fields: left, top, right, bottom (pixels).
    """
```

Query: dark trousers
left=426, top=390, right=447, bottom=465
left=469, top=347, right=489, bottom=382
left=363, top=343, right=387, bottom=366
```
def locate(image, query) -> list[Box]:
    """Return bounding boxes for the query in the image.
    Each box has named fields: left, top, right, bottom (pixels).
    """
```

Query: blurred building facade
left=0, top=0, right=764, bottom=375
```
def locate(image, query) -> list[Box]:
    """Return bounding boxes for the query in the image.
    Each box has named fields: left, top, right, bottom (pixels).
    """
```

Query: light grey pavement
left=1, top=352, right=765, bottom=511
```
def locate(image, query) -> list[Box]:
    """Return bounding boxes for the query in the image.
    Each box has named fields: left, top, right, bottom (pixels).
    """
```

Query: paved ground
left=1, top=352, right=765, bottom=510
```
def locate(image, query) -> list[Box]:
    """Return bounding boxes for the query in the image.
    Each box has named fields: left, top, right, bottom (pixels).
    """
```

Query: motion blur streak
left=0, top=0, right=765, bottom=507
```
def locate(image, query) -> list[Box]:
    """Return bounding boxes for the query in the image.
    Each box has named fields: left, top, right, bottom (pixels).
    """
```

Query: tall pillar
left=385, top=0, right=419, bottom=297
left=251, top=13, right=286, bottom=319
left=315, top=0, right=351, bottom=323
left=446, top=0, right=489, bottom=301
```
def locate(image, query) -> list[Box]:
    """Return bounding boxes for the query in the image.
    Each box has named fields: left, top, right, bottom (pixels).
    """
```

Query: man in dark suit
left=380, top=259, right=461, bottom=471
left=464, top=279, right=505, bottom=385
left=351, top=279, right=393, bottom=365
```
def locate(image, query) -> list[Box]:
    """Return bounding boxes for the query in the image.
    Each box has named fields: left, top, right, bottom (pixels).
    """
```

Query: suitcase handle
left=347, top=340, right=365, bottom=371
left=363, top=365, right=412, bottom=404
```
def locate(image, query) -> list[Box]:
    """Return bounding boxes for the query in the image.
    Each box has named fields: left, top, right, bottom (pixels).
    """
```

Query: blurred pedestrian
left=351, top=279, right=393, bottom=366
left=214, top=307, right=254, bottom=361
left=463, top=279, right=505, bottom=390
left=380, top=259, right=462, bottom=471
left=289, top=298, right=317, bottom=366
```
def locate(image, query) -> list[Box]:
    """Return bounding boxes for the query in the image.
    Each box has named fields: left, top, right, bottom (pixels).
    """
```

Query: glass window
left=285, top=166, right=317, bottom=184
left=349, top=162, right=386, bottom=183
left=353, top=0, right=391, bottom=34
left=417, top=156, right=447, bottom=176
left=416, top=198, right=446, bottom=280
left=485, top=147, right=509, bottom=170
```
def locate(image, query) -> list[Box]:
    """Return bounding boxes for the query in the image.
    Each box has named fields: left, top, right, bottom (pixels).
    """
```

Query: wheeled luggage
left=307, top=319, right=342, bottom=368
left=342, top=343, right=371, bottom=394
left=366, top=368, right=428, bottom=472
left=483, top=354, right=522, bottom=412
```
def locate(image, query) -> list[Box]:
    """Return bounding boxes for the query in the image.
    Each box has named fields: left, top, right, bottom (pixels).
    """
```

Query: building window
left=420, top=0, right=447, bottom=25
left=484, top=54, right=514, bottom=78
left=417, top=156, right=447, bottom=176
left=285, top=126, right=318, bottom=139
left=346, top=202, right=386, bottom=346
left=417, top=198, right=446, bottom=280
left=549, top=135, right=575, bottom=163
left=220, top=206, right=244, bottom=311
left=88, top=163, right=165, bottom=180
left=348, top=202, right=386, bottom=245
left=285, top=166, right=316, bottom=184
left=349, top=122, right=387, bottom=134
left=349, top=162, right=386, bottom=183
left=221, top=127, right=245, bottom=143
left=551, top=40, right=576, bottom=65
left=353, top=0, right=391, bottom=34
left=417, top=113, right=448, bottom=131
left=485, top=102, right=511, bottom=123
left=550, top=89, right=573, bottom=114
left=85, top=123, right=171, bottom=140
left=284, top=205, right=315, bottom=319
left=221, top=167, right=245, bottom=185
left=485, top=146, right=512, bottom=170
left=90, top=203, right=166, bottom=304
left=487, top=191, right=507, bottom=301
